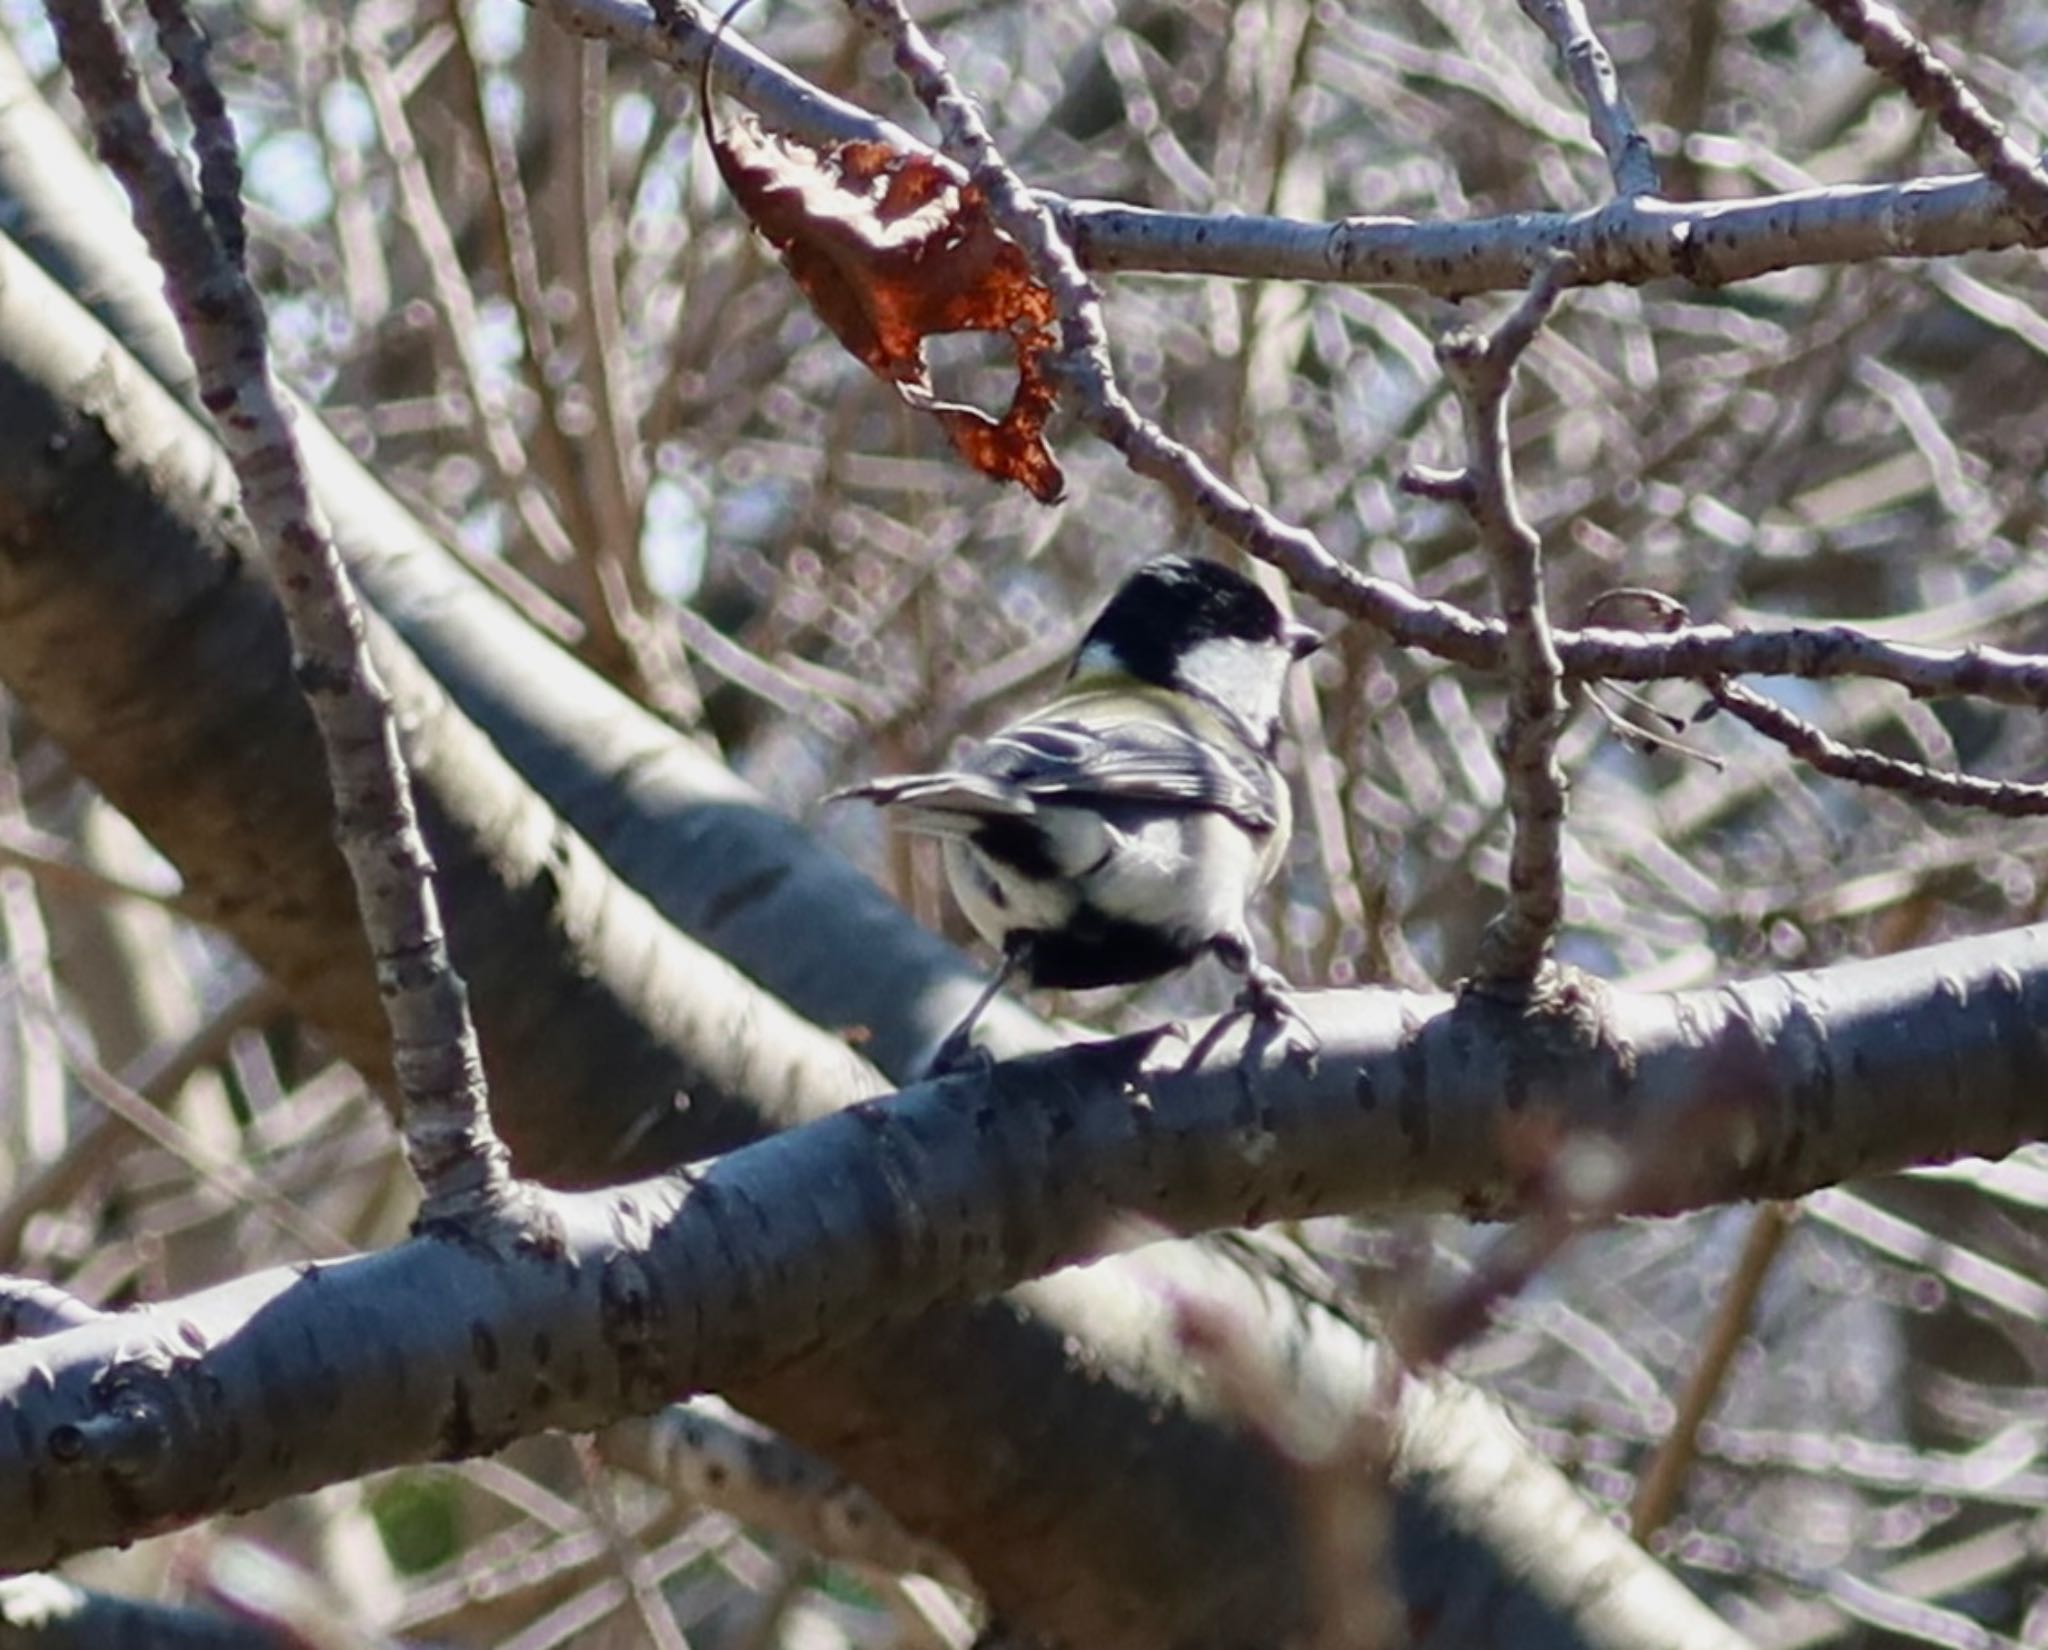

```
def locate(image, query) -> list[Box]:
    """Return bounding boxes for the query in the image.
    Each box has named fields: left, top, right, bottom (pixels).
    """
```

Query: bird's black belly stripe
left=1015, top=911, right=1201, bottom=989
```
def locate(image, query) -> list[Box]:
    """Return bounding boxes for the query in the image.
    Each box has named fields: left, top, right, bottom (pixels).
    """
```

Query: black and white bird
left=836, top=554, right=1321, bottom=1071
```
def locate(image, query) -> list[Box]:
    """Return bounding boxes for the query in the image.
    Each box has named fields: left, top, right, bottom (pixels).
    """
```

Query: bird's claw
left=1179, top=977, right=1318, bottom=1075
left=1237, top=978, right=1320, bottom=1073
left=922, top=1033, right=996, bottom=1082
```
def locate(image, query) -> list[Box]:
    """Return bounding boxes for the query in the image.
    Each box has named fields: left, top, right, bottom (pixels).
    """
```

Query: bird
left=834, top=554, right=1321, bottom=1073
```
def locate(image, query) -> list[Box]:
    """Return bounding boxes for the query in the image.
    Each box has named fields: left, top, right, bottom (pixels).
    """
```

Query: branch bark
left=47, top=0, right=511, bottom=1218
left=4, top=920, right=2045, bottom=1573
left=535, top=0, right=2048, bottom=296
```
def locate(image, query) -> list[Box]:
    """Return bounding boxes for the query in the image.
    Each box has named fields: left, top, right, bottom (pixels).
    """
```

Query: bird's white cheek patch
left=1174, top=637, right=1286, bottom=737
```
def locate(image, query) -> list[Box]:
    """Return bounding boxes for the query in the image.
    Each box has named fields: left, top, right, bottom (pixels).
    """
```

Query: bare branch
left=1630, top=1203, right=1794, bottom=1542
left=7, top=920, right=2048, bottom=1572
left=45, top=0, right=511, bottom=1221
left=1516, top=0, right=1660, bottom=198
left=138, top=0, right=244, bottom=269
left=1711, top=679, right=2048, bottom=815
left=1420, top=259, right=1578, bottom=982
left=603, top=1400, right=977, bottom=1592
left=1807, top=0, right=2048, bottom=234
left=347, top=22, right=579, bottom=559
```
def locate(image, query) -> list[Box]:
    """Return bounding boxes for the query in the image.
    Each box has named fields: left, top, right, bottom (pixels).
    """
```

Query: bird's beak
left=1286, top=622, right=1322, bottom=660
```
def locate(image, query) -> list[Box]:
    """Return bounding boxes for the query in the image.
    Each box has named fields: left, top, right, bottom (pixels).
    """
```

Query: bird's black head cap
left=1074, top=555, right=1304, bottom=688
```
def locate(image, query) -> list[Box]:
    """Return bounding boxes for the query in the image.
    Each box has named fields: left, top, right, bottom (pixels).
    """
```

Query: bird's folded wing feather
left=980, top=718, right=1279, bottom=831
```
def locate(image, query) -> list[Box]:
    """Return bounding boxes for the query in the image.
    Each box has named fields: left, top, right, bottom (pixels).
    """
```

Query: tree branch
left=533, top=0, right=2046, bottom=297
left=1416, top=260, right=1577, bottom=982
left=1806, top=0, right=2048, bottom=234
left=1515, top=0, right=1660, bottom=198
left=45, top=0, right=510, bottom=1222
left=1710, top=679, right=2048, bottom=814
left=602, top=1400, right=976, bottom=1592
left=4, top=921, right=2047, bottom=1571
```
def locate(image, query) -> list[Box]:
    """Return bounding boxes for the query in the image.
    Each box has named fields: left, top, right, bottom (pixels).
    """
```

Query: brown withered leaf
left=702, top=75, right=1065, bottom=502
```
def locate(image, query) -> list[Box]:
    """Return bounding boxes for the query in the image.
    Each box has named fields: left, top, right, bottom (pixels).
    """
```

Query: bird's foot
left=1238, top=970, right=1320, bottom=1073
left=1182, top=966, right=1319, bottom=1074
left=922, top=1031, right=996, bottom=1082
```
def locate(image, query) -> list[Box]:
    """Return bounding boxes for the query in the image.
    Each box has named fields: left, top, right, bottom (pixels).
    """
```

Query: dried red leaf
left=705, top=88, right=1065, bottom=502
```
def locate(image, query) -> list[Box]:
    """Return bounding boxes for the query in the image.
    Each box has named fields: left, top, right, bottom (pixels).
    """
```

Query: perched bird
left=836, top=554, right=1321, bottom=1071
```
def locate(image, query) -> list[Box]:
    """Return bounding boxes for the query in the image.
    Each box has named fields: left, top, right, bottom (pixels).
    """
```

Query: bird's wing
left=981, top=716, right=1280, bottom=832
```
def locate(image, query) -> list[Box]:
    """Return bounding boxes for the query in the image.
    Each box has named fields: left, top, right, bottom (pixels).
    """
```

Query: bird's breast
left=942, top=806, right=1273, bottom=988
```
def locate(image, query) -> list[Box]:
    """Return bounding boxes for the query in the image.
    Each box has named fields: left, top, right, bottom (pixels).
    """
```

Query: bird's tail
left=827, top=771, right=1033, bottom=832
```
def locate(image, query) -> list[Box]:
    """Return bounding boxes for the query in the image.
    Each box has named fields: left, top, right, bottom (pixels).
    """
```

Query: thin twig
left=1516, top=0, right=1660, bottom=198
left=50, top=1012, right=357, bottom=1257
left=46, top=0, right=512, bottom=1221
left=139, top=0, right=245, bottom=268
left=0, top=820, right=196, bottom=915
left=567, top=1437, right=693, bottom=1650
left=1418, top=258, right=1579, bottom=982
left=1631, top=1202, right=1795, bottom=1542
left=1807, top=0, right=2048, bottom=235
left=0, top=976, right=284, bottom=1260
left=1711, top=679, right=2048, bottom=815
left=0, top=1275, right=103, bottom=1343
left=349, top=20, right=581, bottom=567
left=440, top=0, right=637, bottom=671
left=1584, top=686, right=1726, bottom=769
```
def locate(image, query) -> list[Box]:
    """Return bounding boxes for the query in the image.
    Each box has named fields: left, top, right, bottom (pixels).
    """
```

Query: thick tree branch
left=4, top=923, right=2047, bottom=1572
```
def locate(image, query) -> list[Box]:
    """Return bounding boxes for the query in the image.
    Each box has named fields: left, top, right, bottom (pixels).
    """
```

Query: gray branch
left=1426, top=264, right=1577, bottom=982
left=2, top=922, right=2044, bottom=1577
left=45, top=0, right=509, bottom=1220
left=1516, top=0, right=1660, bottom=198
left=535, top=0, right=2042, bottom=299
